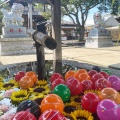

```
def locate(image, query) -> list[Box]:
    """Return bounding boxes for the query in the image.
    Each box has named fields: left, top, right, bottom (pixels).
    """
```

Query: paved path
left=0, top=44, right=120, bottom=69
left=62, top=46, right=120, bottom=69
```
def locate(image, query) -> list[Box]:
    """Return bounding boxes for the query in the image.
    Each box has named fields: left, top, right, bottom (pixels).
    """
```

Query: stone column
left=28, top=4, right=33, bottom=28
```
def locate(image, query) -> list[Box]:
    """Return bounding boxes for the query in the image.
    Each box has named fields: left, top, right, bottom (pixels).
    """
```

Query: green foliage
left=98, top=0, right=120, bottom=15
left=0, top=11, right=3, bottom=20
left=34, top=3, right=51, bottom=20
left=34, top=3, right=43, bottom=10
left=112, top=0, right=120, bottom=14
left=41, top=12, right=51, bottom=20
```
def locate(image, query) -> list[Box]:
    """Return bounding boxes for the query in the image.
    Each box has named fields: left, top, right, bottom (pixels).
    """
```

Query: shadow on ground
left=109, top=63, right=120, bottom=70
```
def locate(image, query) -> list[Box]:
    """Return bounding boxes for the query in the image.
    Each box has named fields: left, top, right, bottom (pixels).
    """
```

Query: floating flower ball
left=81, top=92, right=100, bottom=113
left=78, top=73, right=90, bottom=82
left=108, top=75, right=120, bottom=83
left=65, top=70, right=76, bottom=80
left=76, top=69, right=88, bottom=74
left=74, top=69, right=88, bottom=80
left=91, top=73, right=104, bottom=83
left=92, top=66, right=100, bottom=72
left=53, top=84, right=70, bottom=102
left=108, top=75, right=120, bottom=91
left=19, top=76, right=34, bottom=89
left=75, top=69, right=90, bottom=82
left=50, top=73, right=63, bottom=83
left=98, top=87, right=120, bottom=104
left=25, top=71, right=37, bottom=83
left=51, top=78, right=65, bottom=89
left=14, top=71, right=26, bottom=82
left=66, top=77, right=83, bottom=95
left=102, top=69, right=111, bottom=75
left=41, top=94, right=64, bottom=113
left=38, top=109, right=67, bottom=120
left=17, top=100, right=41, bottom=119
left=88, top=70, right=98, bottom=78
left=95, top=78, right=111, bottom=90
left=99, top=71, right=109, bottom=79
left=91, top=73, right=104, bottom=88
left=81, top=80, right=94, bottom=91
left=97, top=99, right=120, bottom=120
left=11, top=110, right=36, bottom=120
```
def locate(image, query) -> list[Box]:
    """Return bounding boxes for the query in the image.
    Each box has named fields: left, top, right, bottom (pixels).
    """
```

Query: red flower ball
left=99, top=71, right=110, bottom=79
left=50, top=73, right=63, bottom=83
left=14, top=71, right=26, bottom=82
left=91, top=73, right=104, bottom=89
left=81, top=80, right=94, bottom=91
left=81, top=92, right=100, bottom=113
left=88, top=70, right=98, bottom=78
left=51, top=78, right=65, bottom=89
left=95, top=78, right=111, bottom=90
left=91, top=73, right=104, bottom=83
left=39, top=109, right=67, bottom=120
left=11, top=111, right=36, bottom=120
left=65, top=77, right=83, bottom=95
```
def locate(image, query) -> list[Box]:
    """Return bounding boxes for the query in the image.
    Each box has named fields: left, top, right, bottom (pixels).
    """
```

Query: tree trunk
left=77, top=26, right=85, bottom=41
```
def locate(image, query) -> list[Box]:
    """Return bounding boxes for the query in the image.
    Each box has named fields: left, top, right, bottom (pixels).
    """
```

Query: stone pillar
left=52, top=0, right=62, bottom=74
left=28, top=4, right=33, bottom=29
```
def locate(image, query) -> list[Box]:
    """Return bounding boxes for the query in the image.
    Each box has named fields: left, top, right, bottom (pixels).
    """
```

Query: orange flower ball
left=77, top=69, right=88, bottom=74
left=74, top=73, right=79, bottom=80
left=74, top=69, right=88, bottom=80
left=99, top=87, right=120, bottom=104
left=19, top=76, right=34, bottom=89
left=25, top=71, right=37, bottom=83
left=41, top=94, right=64, bottom=113
left=78, top=73, right=90, bottom=82
left=65, top=70, right=76, bottom=80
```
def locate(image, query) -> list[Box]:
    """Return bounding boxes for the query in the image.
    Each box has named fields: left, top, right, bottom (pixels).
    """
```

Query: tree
left=61, top=0, right=119, bottom=41
left=61, top=0, right=106, bottom=41
left=98, top=0, right=120, bottom=15
left=34, top=3, right=51, bottom=20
